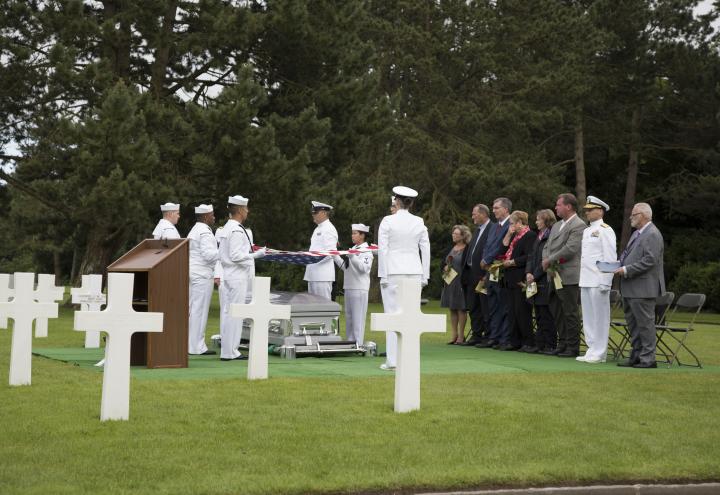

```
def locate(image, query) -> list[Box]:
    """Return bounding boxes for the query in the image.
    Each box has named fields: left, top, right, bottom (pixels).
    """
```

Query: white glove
left=380, top=279, right=389, bottom=289
left=599, top=284, right=610, bottom=293
left=251, top=248, right=267, bottom=259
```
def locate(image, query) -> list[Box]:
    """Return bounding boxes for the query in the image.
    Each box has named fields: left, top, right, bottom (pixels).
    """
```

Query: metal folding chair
left=610, top=291, right=674, bottom=361
left=655, top=293, right=705, bottom=368
left=608, top=290, right=627, bottom=360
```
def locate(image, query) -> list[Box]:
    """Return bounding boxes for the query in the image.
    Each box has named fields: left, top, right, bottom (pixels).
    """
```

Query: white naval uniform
left=378, top=209, right=431, bottom=367
left=579, top=219, right=617, bottom=361
left=214, top=226, right=227, bottom=342
left=334, top=242, right=373, bottom=345
left=187, top=222, right=219, bottom=354
left=219, top=219, right=256, bottom=359
left=152, top=219, right=180, bottom=240
left=303, top=219, right=338, bottom=300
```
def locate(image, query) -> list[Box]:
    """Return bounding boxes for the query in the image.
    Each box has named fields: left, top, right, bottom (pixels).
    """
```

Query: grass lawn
left=1, top=291, right=719, bottom=495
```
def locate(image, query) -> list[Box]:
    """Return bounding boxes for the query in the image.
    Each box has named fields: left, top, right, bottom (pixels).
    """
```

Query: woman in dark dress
left=525, top=209, right=557, bottom=353
left=501, top=211, right=537, bottom=351
left=441, top=225, right=471, bottom=344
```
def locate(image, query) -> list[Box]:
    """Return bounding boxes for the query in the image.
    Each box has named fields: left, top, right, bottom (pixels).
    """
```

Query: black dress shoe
left=476, top=340, right=496, bottom=348
left=539, top=348, right=556, bottom=355
left=462, top=339, right=482, bottom=346
left=201, top=350, right=217, bottom=355
left=616, top=359, right=638, bottom=367
left=524, top=346, right=539, bottom=354
left=499, top=343, right=520, bottom=351
left=557, top=350, right=579, bottom=358
left=633, top=361, right=657, bottom=368
left=221, top=355, right=248, bottom=361
left=551, top=347, right=566, bottom=355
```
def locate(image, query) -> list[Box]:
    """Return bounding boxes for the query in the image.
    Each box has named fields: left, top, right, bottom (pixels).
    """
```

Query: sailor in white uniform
left=334, top=224, right=373, bottom=346
left=303, top=201, right=338, bottom=300
left=152, top=202, right=181, bottom=240
left=218, top=195, right=266, bottom=361
left=187, top=204, right=218, bottom=355
left=378, top=186, right=431, bottom=370
left=578, top=195, right=617, bottom=363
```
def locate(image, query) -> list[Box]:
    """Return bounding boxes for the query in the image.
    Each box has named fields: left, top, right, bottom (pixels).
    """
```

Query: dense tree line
left=1, top=1, right=718, bottom=307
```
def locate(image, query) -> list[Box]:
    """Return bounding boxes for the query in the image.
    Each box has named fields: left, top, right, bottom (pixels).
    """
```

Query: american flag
left=254, top=244, right=378, bottom=266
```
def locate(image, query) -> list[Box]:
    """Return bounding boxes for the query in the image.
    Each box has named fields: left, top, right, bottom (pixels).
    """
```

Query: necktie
left=619, top=230, right=641, bottom=264
left=467, top=227, right=482, bottom=266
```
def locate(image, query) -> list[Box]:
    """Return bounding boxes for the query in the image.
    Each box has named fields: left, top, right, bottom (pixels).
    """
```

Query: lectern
left=108, top=239, right=189, bottom=368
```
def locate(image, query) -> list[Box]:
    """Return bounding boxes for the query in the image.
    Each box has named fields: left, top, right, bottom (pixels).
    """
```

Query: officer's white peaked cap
left=392, top=186, right=418, bottom=198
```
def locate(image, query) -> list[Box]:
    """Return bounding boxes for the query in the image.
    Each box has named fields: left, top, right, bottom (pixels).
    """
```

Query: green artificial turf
left=1, top=292, right=719, bottom=495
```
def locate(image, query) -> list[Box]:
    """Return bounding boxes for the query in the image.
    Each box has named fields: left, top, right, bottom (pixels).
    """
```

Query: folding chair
left=610, top=291, right=674, bottom=361
left=655, top=293, right=705, bottom=368
left=607, top=290, right=627, bottom=360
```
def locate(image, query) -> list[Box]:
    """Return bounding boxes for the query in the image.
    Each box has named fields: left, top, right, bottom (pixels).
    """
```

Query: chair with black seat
left=655, top=293, right=705, bottom=368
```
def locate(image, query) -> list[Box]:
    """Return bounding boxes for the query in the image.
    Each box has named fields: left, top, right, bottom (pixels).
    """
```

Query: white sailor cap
left=194, top=204, right=213, bottom=214
left=392, top=185, right=418, bottom=198
left=311, top=201, right=333, bottom=211
left=228, top=195, right=249, bottom=206
left=160, top=202, right=180, bottom=212
left=584, top=195, right=609, bottom=212
left=351, top=223, right=370, bottom=233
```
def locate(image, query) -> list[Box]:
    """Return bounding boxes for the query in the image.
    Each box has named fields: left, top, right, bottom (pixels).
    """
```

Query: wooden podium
left=108, top=239, right=189, bottom=368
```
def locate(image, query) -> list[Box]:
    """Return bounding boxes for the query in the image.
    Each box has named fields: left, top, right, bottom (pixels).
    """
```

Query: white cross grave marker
left=34, top=274, right=65, bottom=338
left=0, top=274, right=13, bottom=329
left=71, top=275, right=106, bottom=348
left=371, top=278, right=445, bottom=413
left=229, top=277, right=290, bottom=380
left=74, top=273, right=163, bottom=421
left=0, top=272, right=59, bottom=386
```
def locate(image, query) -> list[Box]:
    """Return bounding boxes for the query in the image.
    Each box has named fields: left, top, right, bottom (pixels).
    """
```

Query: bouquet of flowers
left=488, top=260, right=504, bottom=282
left=548, top=258, right=565, bottom=289
left=442, top=256, right=458, bottom=285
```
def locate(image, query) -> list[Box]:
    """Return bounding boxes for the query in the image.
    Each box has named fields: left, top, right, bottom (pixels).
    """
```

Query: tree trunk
left=78, top=229, right=127, bottom=278
left=53, top=251, right=62, bottom=285
left=620, top=107, right=642, bottom=249
left=151, top=0, right=178, bottom=98
left=574, top=119, right=586, bottom=205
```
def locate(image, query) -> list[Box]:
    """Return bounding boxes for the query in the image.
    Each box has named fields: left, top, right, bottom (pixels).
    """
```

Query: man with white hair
left=153, top=203, right=181, bottom=240
left=614, top=202, right=665, bottom=369
left=187, top=204, right=218, bottom=355
left=218, top=195, right=266, bottom=361
left=577, top=196, right=617, bottom=364
left=304, top=201, right=338, bottom=300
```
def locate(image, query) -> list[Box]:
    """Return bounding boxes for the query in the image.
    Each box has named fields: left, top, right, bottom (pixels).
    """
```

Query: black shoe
left=462, top=339, right=482, bottom=346
left=221, top=355, right=248, bottom=361
left=379, top=352, right=387, bottom=357
left=539, top=348, right=556, bottom=355
left=499, top=343, right=520, bottom=351
left=616, top=359, right=638, bottom=367
left=524, top=346, right=539, bottom=354
left=557, top=350, right=579, bottom=358
left=476, top=340, right=496, bottom=348
left=551, top=347, right=566, bottom=355
left=201, top=350, right=217, bottom=355
left=633, top=361, right=657, bottom=369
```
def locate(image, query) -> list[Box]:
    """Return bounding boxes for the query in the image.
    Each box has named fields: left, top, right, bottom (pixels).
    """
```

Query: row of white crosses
left=1, top=272, right=442, bottom=420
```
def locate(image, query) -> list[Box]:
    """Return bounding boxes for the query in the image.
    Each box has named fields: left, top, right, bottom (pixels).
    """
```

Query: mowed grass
left=1, top=292, right=719, bottom=495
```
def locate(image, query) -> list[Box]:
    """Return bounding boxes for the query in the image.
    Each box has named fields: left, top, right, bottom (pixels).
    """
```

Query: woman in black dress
left=526, top=209, right=558, bottom=353
left=441, top=225, right=471, bottom=344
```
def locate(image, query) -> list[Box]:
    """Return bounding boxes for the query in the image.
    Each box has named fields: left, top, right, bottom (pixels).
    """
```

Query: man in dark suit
left=542, top=193, right=586, bottom=357
left=614, top=202, right=665, bottom=368
left=460, top=204, right=493, bottom=346
left=477, top=197, right=511, bottom=349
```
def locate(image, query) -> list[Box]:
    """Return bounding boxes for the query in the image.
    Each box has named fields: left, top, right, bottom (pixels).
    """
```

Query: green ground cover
left=1, top=293, right=719, bottom=495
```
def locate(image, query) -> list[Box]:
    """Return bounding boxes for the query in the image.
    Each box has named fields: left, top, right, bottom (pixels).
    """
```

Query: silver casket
left=239, top=291, right=366, bottom=357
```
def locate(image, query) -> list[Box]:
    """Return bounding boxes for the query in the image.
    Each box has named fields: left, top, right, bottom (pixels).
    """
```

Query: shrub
left=670, top=262, right=720, bottom=312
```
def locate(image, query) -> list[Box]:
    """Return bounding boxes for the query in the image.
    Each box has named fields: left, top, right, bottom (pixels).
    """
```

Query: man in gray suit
left=542, top=193, right=586, bottom=357
left=614, top=202, right=665, bottom=368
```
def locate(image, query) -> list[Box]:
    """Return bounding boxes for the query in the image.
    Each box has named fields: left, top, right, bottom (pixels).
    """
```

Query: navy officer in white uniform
left=187, top=203, right=218, bottom=355
left=377, top=186, right=431, bottom=370
left=578, top=195, right=617, bottom=363
left=334, top=223, right=373, bottom=346
left=153, top=202, right=181, bottom=240
left=304, top=201, right=338, bottom=300
left=218, top=195, right=266, bottom=361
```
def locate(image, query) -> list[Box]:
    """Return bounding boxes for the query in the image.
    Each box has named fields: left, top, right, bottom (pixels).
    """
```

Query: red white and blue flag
left=254, top=244, right=378, bottom=266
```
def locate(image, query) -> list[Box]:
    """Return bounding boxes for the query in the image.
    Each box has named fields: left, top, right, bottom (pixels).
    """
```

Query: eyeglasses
left=630, top=213, right=642, bottom=218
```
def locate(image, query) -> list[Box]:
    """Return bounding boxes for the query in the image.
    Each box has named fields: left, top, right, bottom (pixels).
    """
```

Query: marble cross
left=0, top=272, right=59, bottom=386
left=229, top=277, right=290, bottom=380
left=34, top=274, right=65, bottom=338
left=74, top=273, right=163, bottom=421
left=0, top=274, right=13, bottom=329
left=371, top=278, right=445, bottom=413
left=71, top=274, right=106, bottom=348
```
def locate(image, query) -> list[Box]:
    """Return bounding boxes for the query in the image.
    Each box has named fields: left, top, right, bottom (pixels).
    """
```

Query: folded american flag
left=254, top=244, right=378, bottom=266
